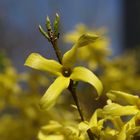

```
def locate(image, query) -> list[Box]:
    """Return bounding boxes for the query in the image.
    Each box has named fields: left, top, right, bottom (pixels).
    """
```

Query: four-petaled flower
left=25, top=34, right=103, bottom=110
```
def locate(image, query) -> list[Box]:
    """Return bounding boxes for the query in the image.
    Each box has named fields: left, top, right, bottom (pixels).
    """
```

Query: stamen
left=62, top=67, right=72, bottom=77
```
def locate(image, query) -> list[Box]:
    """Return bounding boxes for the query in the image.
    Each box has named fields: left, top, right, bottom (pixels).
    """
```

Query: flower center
left=62, top=67, right=72, bottom=77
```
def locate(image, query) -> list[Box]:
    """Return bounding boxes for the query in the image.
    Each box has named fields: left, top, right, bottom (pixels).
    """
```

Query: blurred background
left=0, top=0, right=125, bottom=71
left=1, top=0, right=140, bottom=70
left=1, top=0, right=140, bottom=69
left=0, top=0, right=140, bottom=140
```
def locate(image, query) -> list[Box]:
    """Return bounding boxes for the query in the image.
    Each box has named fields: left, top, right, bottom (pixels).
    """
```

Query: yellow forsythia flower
left=25, top=34, right=103, bottom=110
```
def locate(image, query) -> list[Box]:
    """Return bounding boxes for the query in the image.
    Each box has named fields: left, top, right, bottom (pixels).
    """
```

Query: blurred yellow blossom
left=0, top=66, right=21, bottom=94
left=38, top=120, right=88, bottom=140
left=100, top=53, right=140, bottom=93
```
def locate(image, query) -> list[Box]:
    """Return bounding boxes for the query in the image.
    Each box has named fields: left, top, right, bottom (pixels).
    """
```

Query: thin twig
left=51, top=40, right=62, bottom=64
left=68, top=80, right=84, bottom=121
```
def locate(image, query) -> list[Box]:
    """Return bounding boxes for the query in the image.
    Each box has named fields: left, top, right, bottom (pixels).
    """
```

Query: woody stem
left=51, top=39, right=62, bottom=64
left=68, top=80, right=84, bottom=121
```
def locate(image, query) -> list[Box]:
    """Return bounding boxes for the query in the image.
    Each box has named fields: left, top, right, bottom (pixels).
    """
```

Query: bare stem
left=51, top=40, right=62, bottom=64
left=68, top=80, right=84, bottom=121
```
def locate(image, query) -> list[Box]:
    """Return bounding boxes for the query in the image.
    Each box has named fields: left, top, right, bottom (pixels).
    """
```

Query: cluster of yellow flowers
left=80, top=90, right=140, bottom=140
left=0, top=55, right=50, bottom=140
left=100, top=53, right=140, bottom=93
left=1, top=20, right=140, bottom=140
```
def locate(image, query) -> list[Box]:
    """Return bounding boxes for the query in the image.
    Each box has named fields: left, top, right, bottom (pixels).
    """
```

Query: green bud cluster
left=39, top=13, right=60, bottom=42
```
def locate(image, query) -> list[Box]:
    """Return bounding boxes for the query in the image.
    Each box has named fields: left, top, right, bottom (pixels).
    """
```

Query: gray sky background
left=0, top=0, right=123, bottom=71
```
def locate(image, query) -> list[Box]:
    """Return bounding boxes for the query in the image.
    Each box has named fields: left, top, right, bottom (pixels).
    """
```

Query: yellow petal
left=70, top=66, right=103, bottom=98
left=107, top=90, right=139, bottom=105
left=24, top=53, right=62, bottom=76
left=117, top=115, right=136, bottom=140
left=117, top=126, right=126, bottom=140
left=62, top=34, right=99, bottom=68
left=62, top=44, right=77, bottom=68
left=89, top=110, right=104, bottom=135
left=78, top=121, right=89, bottom=132
left=39, top=76, right=70, bottom=110
left=89, top=110, right=98, bottom=127
left=101, top=103, right=139, bottom=116
left=110, top=117, right=124, bottom=130
left=38, top=132, right=64, bottom=140
left=40, top=121, right=62, bottom=132
left=76, top=33, right=98, bottom=47
left=118, top=116, right=140, bottom=140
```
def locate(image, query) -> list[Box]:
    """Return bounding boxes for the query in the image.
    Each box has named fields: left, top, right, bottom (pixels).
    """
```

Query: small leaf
left=38, top=25, right=50, bottom=40
left=54, top=13, right=60, bottom=36
left=46, top=16, right=52, bottom=31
